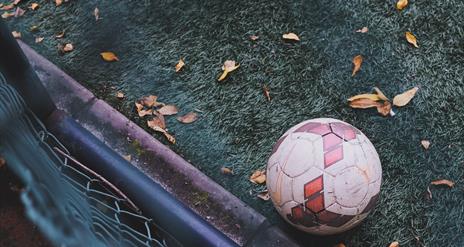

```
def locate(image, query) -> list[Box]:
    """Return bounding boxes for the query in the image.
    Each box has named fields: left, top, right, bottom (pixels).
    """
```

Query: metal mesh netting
left=0, top=76, right=181, bottom=247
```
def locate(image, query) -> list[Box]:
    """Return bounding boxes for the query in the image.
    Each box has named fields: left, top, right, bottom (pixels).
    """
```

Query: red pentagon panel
left=304, top=176, right=323, bottom=198
left=295, top=122, right=331, bottom=136
left=324, top=146, right=343, bottom=168
left=291, top=205, right=304, bottom=221
left=325, top=214, right=354, bottom=227
left=323, top=133, right=342, bottom=151
left=330, top=122, right=356, bottom=141
left=305, top=194, right=325, bottom=213
left=317, top=210, right=340, bottom=224
left=271, top=135, right=287, bottom=154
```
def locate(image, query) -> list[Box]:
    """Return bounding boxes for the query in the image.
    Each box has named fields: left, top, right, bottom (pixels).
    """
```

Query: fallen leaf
left=141, top=95, right=163, bottom=107
left=334, top=244, right=346, bottom=247
left=138, top=109, right=153, bottom=117
left=2, top=12, right=15, bottom=19
left=431, top=179, right=455, bottom=188
left=356, top=27, right=369, bottom=33
left=352, top=55, right=363, bottom=76
left=135, top=102, right=143, bottom=112
left=421, top=140, right=430, bottom=149
left=116, top=91, right=124, bottom=99
left=0, top=156, right=5, bottom=169
left=2, top=4, right=14, bottom=11
left=396, top=0, right=408, bottom=10
left=123, top=154, right=131, bottom=162
left=147, top=115, right=166, bottom=130
left=250, top=170, right=266, bottom=184
left=250, top=35, right=259, bottom=41
left=14, top=7, right=25, bottom=17
left=257, top=191, right=270, bottom=201
left=100, top=52, right=119, bottom=62
left=392, top=86, right=419, bottom=107
left=63, top=43, right=74, bottom=52
left=349, top=98, right=381, bottom=109
left=377, top=101, right=392, bottom=117
left=177, top=112, right=198, bottom=124
left=147, top=124, right=175, bottom=144
left=405, top=32, right=418, bottom=48
left=218, top=60, right=240, bottom=81
left=55, top=0, right=63, bottom=7
left=389, top=241, right=400, bottom=247
left=30, top=3, right=39, bottom=10
left=220, top=167, right=233, bottom=175
left=373, top=87, right=389, bottom=101
left=282, top=32, right=300, bottom=41
left=11, top=31, right=21, bottom=38
left=158, top=105, right=178, bottom=116
left=175, top=58, right=185, bottom=72
left=13, top=0, right=21, bottom=5
left=94, top=7, right=99, bottom=21
left=35, top=36, right=44, bottom=43
left=30, top=25, right=39, bottom=32
left=348, top=93, right=381, bottom=102
left=55, top=30, right=65, bottom=38
left=263, top=84, right=271, bottom=101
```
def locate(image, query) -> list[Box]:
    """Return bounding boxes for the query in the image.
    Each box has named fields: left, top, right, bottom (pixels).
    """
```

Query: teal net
left=0, top=76, right=181, bottom=247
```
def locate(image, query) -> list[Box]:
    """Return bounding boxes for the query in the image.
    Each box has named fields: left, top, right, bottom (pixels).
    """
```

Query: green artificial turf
left=5, top=0, right=464, bottom=246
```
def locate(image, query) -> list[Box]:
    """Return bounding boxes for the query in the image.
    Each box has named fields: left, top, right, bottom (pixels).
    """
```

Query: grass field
left=5, top=0, right=464, bottom=246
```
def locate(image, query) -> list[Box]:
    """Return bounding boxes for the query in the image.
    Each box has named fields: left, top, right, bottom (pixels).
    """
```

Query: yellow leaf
left=63, top=43, right=74, bottom=52
left=116, top=92, right=124, bottom=99
left=175, top=58, right=185, bottom=72
left=250, top=170, right=266, bottom=184
left=263, top=84, right=271, bottom=101
left=396, top=0, right=408, bottom=10
left=30, top=3, right=39, bottom=10
left=11, top=31, right=21, bottom=38
left=100, top=52, right=119, bottom=62
left=177, top=112, right=198, bottom=124
left=349, top=98, right=381, bottom=109
left=356, top=27, right=369, bottom=33
left=352, top=55, right=363, bottom=76
left=393, top=86, right=419, bottom=107
left=282, top=32, right=300, bottom=41
left=257, top=191, right=270, bottom=201
left=373, top=87, right=389, bottom=101
left=157, top=105, right=178, bottom=116
left=421, top=140, right=430, bottom=149
left=218, top=60, right=240, bottom=81
left=389, top=241, right=400, bottom=247
left=405, top=32, right=418, bottom=48
left=348, top=93, right=381, bottom=102
left=431, top=179, right=455, bottom=188
left=220, top=167, right=233, bottom=175
left=55, top=0, right=63, bottom=6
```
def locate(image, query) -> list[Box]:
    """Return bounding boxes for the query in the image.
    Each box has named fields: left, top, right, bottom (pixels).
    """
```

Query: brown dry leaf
left=220, top=167, right=233, bottom=175
left=2, top=4, right=14, bottom=10
left=135, top=102, right=144, bottom=112
left=396, top=0, right=408, bottom=10
left=13, top=0, right=21, bottom=5
left=389, top=241, right=400, bottom=247
left=100, top=52, right=119, bottom=62
left=257, top=191, right=270, bottom=201
left=147, top=115, right=166, bottom=131
left=0, top=156, right=5, bottom=169
left=30, top=3, right=39, bottom=10
left=352, top=55, right=363, bottom=76
left=177, top=112, right=198, bottom=124
left=250, top=35, right=259, bottom=41
left=116, top=91, right=124, bottom=99
left=218, top=60, right=240, bottom=81
left=421, top=140, right=430, bottom=149
left=141, top=95, right=164, bottom=108
left=35, top=36, right=44, bottom=43
left=158, top=105, right=178, bottom=116
left=405, top=32, right=418, bottom=48
left=147, top=124, right=175, bottom=144
left=55, top=0, right=63, bottom=6
left=30, top=25, right=39, bottom=32
left=11, top=31, right=21, bottom=38
left=373, top=87, right=389, bottom=101
left=63, top=43, right=74, bottom=52
left=393, top=86, right=419, bottom=107
left=348, top=93, right=381, bottom=102
left=138, top=109, right=153, bottom=117
left=282, top=32, right=300, bottom=41
left=250, top=170, right=266, bottom=184
left=349, top=98, right=381, bottom=109
left=263, top=84, right=271, bottom=101
left=356, top=27, right=369, bottom=33
left=431, top=179, right=455, bottom=188
left=2, top=12, right=15, bottom=19
left=175, top=58, right=185, bottom=72
left=94, top=7, right=99, bottom=21
left=377, top=101, right=392, bottom=117
left=14, top=7, right=25, bottom=17
left=55, top=31, right=65, bottom=39
left=123, top=154, right=131, bottom=162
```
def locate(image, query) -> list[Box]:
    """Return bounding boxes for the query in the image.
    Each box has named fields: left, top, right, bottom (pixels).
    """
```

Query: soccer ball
left=266, top=118, right=382, bottom=235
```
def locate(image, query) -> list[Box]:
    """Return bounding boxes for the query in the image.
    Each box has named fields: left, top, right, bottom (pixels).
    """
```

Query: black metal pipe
left=46, top=110, right=238, bottom=247
left=0, top=19, right=56, bottom=121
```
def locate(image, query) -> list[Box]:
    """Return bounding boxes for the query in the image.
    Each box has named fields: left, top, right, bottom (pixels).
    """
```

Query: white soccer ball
left=266, top=118, right=382, bottom=235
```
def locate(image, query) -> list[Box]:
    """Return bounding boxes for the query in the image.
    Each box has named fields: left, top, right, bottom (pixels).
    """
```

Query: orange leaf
left=389, top=242, right=400, bottom=247
left=396, top=0, right=408, bottom=10
left=177, top=112, right=198, bottom=124
left=2, top=12, right=15, bottom=19
left=30, top=3, right=39, bottom=10
left=218, top=60, right=239, bottom=81
left=348, top=93, right=381, bottom=102
left=405, top=32, right=418, bottom=48
left=393, top=86, right=419, bottom=107
left=157, top=105, right=178, bottom=116
left=175, top=58, right=185, bottom=72
left=250, top=170, right=266, bottom=184
left=431, top=179, right=455, bottom=188
left=263, top=84, right=271, bottom=101
left=376, top=101, right=392, bottom=117
left=352, top=55, right=363, bottom=76
left=55, top=0, right=63, bottom=6
left=421, top=140, right=430, bottom=149
left=135, top=102, right=143, bottom=112
left=349, top=98, right=381, bottom=109
left=100, top=52, right=119, bottom=62
left=282, top=32, right=300, bottom=41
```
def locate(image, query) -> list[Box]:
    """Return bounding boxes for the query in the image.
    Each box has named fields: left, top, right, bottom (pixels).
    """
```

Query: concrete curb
left=18, top=41, right=299, bottom=247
